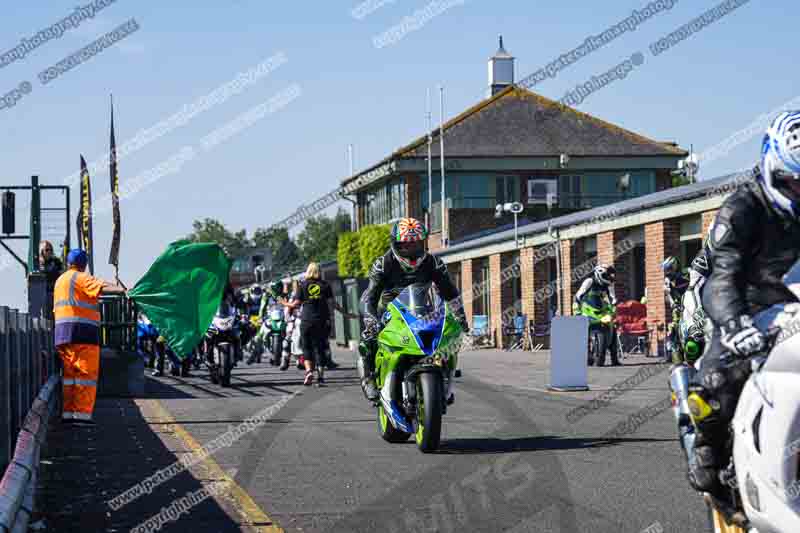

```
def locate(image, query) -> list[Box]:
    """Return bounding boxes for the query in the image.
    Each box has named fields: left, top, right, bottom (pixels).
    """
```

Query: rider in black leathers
left=688, top=111, right=800, bottom=500
left=359, top=218, right=468, bottom=401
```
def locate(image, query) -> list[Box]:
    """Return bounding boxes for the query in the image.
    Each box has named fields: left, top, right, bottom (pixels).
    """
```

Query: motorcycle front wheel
left=593, top=329, right=608, bottom=367
left=220, top=344, right=233, bottom=387
left=414, top=372, right=444, bottom=453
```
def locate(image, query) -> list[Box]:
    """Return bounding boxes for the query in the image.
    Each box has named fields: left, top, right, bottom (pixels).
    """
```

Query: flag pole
left=439, top=85, right=446, bottom=247
left=427, top=88, right=432, bottom=230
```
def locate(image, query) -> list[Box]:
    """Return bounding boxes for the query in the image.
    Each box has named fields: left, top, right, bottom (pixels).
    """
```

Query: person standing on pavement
left=53, top=250, right=126, bottom=425
left=287, top=263, right=354, bottom=386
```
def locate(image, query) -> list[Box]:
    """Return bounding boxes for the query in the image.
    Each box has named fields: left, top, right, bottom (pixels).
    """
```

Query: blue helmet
left=760, top=111, right=800, bottom=219
left=66, top=249, right=88, bottom=269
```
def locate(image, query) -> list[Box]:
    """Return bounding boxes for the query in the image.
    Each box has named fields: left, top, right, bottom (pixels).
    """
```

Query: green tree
left=252, top=226, right=302, bottom=272
left=296, top=208, right=352, bottom=264
left=187, top=218, right=250, bottom=254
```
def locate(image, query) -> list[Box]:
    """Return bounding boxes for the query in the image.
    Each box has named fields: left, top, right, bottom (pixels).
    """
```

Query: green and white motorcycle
left=373, top=283, right=463, bottom=453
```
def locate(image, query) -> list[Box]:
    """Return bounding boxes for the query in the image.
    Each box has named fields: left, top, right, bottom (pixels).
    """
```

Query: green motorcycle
left=580, top=300, right=620, bottom=367
left=374, top=283, right=463, bottom=453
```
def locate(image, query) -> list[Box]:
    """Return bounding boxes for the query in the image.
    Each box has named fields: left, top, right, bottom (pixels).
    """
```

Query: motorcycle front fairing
left=377, top=284, right=462, bottom=433
left=728, top=303, right=800, bottom=531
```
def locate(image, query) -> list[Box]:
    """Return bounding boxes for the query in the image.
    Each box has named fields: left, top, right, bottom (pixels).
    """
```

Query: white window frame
left=527, top=178, right=558, bottom=205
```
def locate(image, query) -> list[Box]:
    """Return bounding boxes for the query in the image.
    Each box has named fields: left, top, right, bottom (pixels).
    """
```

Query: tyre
left=594, top=329, right=608, bottom=367
left=706, top=500, right=746, bottom=533
left=220, top=344, right=233, bottom=387
left=272, top=336, right=282, bottom=365
left=377, top=403, right=411, bottom=443
left=414, top=372, right=444, bottom=453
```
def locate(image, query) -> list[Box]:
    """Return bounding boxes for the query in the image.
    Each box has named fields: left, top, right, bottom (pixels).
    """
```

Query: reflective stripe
left=63, top=378, right=97, bottom=387
left=55, top=316, right=100, bottom=327
left=54, top=272, right=100, bottom=311
left=63, top=411, right=92, bottom=420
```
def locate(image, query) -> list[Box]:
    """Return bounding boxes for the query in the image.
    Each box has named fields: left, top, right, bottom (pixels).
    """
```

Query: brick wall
left=489, top=254, right=504, bottom=347
left=405, top=174, right=421, bottom=220
left=568, top=238, right=594, bottom=309
left=702, top=210, right=718, bottom=238
left=644, top=219, right=681, bottom=352
left=560, top=239, right=574, bottom=315
left=597, top=229, right=632, bottom=302
left=533, top=253, right=550, bottom=325
left=428, top=232, right=443, bottom=253
left=520, top=248, right=535, bottom=321
left=460, top=258, right=474, bottom=324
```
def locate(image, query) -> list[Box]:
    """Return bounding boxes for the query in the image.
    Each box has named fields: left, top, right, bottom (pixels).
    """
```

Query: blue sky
left=0, top=0, right=794, bottom=310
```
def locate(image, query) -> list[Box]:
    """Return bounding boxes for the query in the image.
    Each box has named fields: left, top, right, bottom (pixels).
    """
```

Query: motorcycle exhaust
left=669, top=364, right=695, bottom=423
left=669, top=364, right=698, bottom=458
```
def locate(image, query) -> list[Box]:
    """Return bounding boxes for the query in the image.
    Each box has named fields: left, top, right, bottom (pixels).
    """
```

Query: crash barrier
left=0, top=307, right=58, bottom=474
left=0, top=375, right=59, bottom=533
left=99, top=295, right=138, bottom=351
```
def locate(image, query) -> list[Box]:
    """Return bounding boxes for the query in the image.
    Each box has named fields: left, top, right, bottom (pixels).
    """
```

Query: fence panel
left=0, top=307, right=10, bottom=471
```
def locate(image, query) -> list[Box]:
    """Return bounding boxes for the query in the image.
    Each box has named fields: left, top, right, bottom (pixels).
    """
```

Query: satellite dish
left=509, top=202, right=524, bottom=214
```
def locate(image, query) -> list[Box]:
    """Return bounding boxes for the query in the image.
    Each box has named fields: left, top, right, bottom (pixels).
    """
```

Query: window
left=527, top=178, right=558, bottom=206
left=558, top=175, right=582, bottom=208
left=496, top=176, right=520, bottom=205
left=363, top=177, right=406, bottom=225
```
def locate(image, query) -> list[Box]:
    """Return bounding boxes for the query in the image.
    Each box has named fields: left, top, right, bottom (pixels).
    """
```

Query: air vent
left=752, top=407, right=763, bottom=454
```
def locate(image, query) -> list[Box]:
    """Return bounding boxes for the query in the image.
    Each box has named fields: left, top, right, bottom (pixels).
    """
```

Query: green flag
left=128, top=240, right=231, bottom=358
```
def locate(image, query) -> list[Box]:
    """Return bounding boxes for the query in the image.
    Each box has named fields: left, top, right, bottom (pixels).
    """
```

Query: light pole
left=495, top=201, right=524, bottom=246
left=545, top=195, right=562, bottom=316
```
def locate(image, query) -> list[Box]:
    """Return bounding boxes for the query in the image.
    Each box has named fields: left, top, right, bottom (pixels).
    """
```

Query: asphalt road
left=138, top=347, right=708, bottom=533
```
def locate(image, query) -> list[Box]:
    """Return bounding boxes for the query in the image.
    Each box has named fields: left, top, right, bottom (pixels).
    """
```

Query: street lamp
left=495, top=201, right=524, bottom=246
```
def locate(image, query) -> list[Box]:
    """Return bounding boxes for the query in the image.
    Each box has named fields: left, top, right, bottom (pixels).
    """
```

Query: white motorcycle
left=671, top=301, right=800, bottom=533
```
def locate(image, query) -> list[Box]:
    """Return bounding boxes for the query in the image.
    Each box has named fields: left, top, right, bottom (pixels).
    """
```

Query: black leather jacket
left=360, top=251, right=461, bottom=322
left=703, top=169, right=800, bottom=329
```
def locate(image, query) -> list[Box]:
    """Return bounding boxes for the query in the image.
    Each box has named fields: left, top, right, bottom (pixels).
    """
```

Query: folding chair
left=470, top=315, right=491, bottom=348
left=503, top=314, right=527, bottom=351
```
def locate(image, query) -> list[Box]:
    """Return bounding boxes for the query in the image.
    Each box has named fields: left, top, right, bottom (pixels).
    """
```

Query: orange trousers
left=57, top=344, right=100, bottom=421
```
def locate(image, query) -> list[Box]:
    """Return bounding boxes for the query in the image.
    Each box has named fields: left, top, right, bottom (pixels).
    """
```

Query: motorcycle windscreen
left=393, top=283, right=446, bottom=356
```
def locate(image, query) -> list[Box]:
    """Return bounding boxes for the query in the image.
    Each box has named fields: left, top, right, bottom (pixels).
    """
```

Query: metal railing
left=99, top=295, right=138, bottom=351
left=0, top=306, right=60, bottom=533
left=0, top=307, right=57, bottom=473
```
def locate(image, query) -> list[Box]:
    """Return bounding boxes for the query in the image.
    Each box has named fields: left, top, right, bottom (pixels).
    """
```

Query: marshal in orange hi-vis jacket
left=53, top=249, right=125, bottom=422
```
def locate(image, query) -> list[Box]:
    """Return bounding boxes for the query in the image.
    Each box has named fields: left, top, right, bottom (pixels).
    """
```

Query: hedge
left=358, top=224, right=391, bottom=277
left=337, top=231, right=361, bottom=278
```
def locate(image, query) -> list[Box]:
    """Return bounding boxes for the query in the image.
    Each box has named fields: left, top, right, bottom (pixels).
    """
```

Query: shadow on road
left=437, top=435, right=675, bottom=454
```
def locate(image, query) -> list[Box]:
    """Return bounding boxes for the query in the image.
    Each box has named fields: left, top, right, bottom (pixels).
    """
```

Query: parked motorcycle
left=671, top=302, right=800, bottom=533
left=204, top=312, right=241, bottom=387
left=370, top=282, right=463, bottom=453
left=580, top=300, right=620, bottom=366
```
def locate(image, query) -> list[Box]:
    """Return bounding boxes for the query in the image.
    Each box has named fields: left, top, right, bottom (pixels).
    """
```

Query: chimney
left=488, top=35, right=514, bottom=97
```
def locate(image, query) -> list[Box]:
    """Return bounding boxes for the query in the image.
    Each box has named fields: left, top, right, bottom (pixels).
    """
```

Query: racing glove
left=720, top=315, right=766, bottom=358
left=361, top=315, right=381, bottom=341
